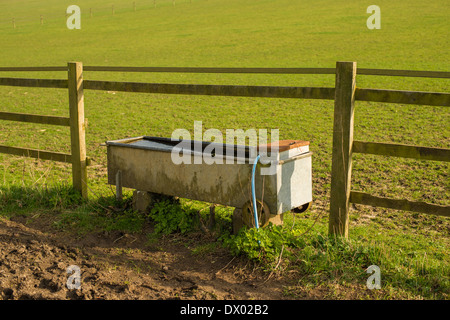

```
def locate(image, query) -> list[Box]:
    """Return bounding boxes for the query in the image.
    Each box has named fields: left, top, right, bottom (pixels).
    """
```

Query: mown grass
left=0, top=0, right=448, bottom=299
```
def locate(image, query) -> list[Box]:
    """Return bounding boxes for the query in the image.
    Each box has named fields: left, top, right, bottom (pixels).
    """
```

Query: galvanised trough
left=105, top=136, right=312, bottom=232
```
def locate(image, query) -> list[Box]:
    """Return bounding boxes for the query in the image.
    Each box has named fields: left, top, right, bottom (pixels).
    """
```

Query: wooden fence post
left=68, top=62, right=88, bottom=199
left=329, top=61, right=357, bottom=238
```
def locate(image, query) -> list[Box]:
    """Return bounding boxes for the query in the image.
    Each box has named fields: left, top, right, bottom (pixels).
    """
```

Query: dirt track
left=0, top=217, right=297, bottom=300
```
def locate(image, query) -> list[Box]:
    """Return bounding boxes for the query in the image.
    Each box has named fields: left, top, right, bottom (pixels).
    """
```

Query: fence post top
left=336, top=61, right=357, bottom=70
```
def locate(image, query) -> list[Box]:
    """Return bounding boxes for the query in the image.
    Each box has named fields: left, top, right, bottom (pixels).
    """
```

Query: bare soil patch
left=0, top=216, right=300, bottom=300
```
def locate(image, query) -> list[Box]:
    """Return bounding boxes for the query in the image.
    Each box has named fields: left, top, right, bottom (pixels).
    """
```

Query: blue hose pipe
left=251, top=154, right=261, bottom=230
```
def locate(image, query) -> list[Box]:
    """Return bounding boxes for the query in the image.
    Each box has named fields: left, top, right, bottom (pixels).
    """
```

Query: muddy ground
left=0, top=216, right=304, bottom=300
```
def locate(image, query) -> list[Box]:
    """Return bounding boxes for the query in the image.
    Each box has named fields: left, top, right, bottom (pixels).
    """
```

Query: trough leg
left=207, top=204, right=216, bottom=230
left=115, top=170, right=122, bottom=201
left=232, top=208, right=244, bottom=234
left=132, top=190, right=154, bottom=212
left=267, top=213, right=283, bottom=226
left=232, top=207, right=284, bottom=234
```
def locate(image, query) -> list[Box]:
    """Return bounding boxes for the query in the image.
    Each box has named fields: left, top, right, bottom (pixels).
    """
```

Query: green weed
left=0, top=183, right=82, bottom=216
left=148, top=199, right=199, bottom=235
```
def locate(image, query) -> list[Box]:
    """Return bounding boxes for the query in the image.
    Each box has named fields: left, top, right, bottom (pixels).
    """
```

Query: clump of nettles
left=222, top=225, right=386, bottom=273
left=222, top=224, right=305, bottom=269
left=148, top=200, right=198, bottom=235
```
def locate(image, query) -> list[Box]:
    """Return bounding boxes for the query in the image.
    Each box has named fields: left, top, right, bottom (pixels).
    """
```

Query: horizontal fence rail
left=0, top=66, right=67, bottom=72
left=84, top=66, right=337, bottom=74
left=355, top=88, right=450, bottom=106
left=0, top=111, right=70, bottom=126
left=82, top=67, right=450, bottom=78
left=0, top=145, right=71, bottom=163
left=350, top=191, right=450, bottom=218
left=0, top=77, right=67, bottom=89
left=83, top=80, right=336, bottom=100
left=353, top=141, right=450, bottom=162
left=1, top=66, right=449, bottom=78
left=0, top=78, right=448, bottom=106
left=356, top=68, right=450, bottom=78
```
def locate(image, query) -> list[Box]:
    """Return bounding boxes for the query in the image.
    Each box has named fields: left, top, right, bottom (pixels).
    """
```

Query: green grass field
left=0, top=0, right=449, bottom=299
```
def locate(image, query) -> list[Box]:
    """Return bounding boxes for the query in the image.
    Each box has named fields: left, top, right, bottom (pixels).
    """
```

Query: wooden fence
left=328, top=61, right=450, bottom=238
left=0, top=62, right=88, bottom=199
left=0, top=62, right=449, bottom=230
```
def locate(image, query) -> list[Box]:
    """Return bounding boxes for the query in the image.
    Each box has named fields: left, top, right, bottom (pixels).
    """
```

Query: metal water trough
left=105, top=136, right=312, bottom=232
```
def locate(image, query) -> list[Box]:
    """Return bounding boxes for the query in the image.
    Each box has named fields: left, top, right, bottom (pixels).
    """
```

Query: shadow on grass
left=0, top=183, right=146, bottom=234
left=0, top=183, right=84, bottom=216
left=0, top=183, right=218, bottom=236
